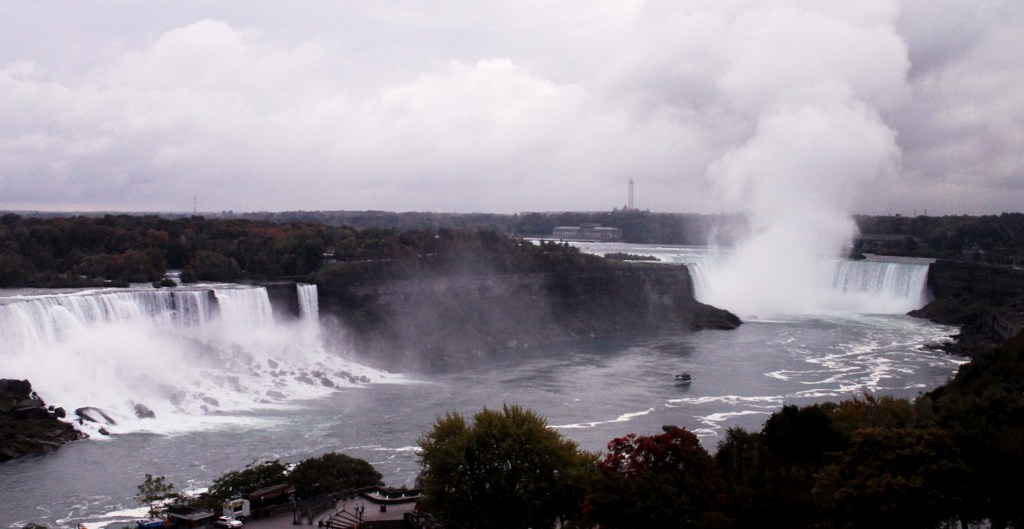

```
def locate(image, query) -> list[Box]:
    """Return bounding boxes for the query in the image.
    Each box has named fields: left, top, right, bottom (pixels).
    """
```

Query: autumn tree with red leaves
left=587, top=426, right=729, bottom=529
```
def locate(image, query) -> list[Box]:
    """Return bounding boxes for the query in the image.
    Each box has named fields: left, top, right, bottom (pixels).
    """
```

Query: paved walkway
left=244, top=495, right=417, bottom=529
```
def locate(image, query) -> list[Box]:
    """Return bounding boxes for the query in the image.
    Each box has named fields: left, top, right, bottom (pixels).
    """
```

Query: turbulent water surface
left=0, top=249, right=962, bottom=528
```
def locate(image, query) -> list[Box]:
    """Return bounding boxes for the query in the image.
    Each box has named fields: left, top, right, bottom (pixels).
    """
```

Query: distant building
left=552, top=223, right=623, bottom=242
left=856, top=234, right=923, bottom=252
left=166, top=505, right=215, bottom=528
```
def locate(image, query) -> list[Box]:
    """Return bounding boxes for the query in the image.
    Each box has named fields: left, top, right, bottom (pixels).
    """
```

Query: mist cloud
left=0, top=1, right=1021, bottom=214
left=686, top=3, right=907, bottom=316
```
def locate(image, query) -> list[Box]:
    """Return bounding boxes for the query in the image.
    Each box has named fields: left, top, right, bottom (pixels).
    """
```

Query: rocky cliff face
left=0, top=379, right=84, bottom=462
left=926, top=260, right=1024, bottom=300
left=318, top=264, right=740, bottom=369
left=911, top=260, right=1024, bottom=351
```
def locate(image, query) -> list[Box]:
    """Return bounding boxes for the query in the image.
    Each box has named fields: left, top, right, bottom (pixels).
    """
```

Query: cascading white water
left=0, top=284, right=382, bottom=435
left=568, top=242, right=932, bottom=317
left=686, top=257, right=931, bottom=316
left=828, top=260, right=929, bottom=302
left=1, top=289, right=218, bottom=351
left=296, top=283, right=320, bottom=321
left=213, top=287, right=274, bottom=330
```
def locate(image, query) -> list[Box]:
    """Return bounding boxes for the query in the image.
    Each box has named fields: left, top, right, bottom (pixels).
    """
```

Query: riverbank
left=0, top=379, right=83, bottom=461
left=910, top=259, right=1024, bottom=355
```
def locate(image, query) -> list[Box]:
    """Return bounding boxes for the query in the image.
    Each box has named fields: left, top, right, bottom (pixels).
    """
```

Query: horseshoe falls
left=690, top=256, right=932, bottom=317
left=573, top=242, right=932, bottom=318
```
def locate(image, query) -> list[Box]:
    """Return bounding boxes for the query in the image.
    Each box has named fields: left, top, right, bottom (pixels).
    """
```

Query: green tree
left=0, top=252, right=26, bottom=286
left=287, top=452, right=383, bottom=499
left=588, top=426, right=729, bottom=529
left=136, top=473, right=177, bottom=517
left=926, top=333, right=1024, bottom=529
left=715, top=428, right=770, bottom=529
left=186, top=250, right=242, bottom=281
left=417, top=404, right=596, bottom=529
left=826, top=394, right=922, bottom=437
left=813, top=426, right=968, bottom=529
left=713, top=404, right=847, bottom=529
left=108, top=249, right=163, bottom=282
left=761, top=404, right=845, bottom=463
left=206, top=460, right=288, bottom=504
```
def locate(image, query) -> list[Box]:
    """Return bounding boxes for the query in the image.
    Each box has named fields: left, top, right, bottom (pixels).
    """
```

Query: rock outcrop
left=911, top=260, right=1024, bottom=353
left=318, top=264, right=740, bottom=369
left=74, top=406, right=118, bottom=426
left=0, top=379, right=84, bottom=462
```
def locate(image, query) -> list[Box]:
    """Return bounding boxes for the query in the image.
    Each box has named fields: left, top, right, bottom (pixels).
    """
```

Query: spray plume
left=699, top=3, right=909, bottom=317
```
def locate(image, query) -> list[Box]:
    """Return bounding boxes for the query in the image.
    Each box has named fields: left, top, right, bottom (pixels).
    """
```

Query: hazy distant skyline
left=1, top=1, right=1021, bottom=215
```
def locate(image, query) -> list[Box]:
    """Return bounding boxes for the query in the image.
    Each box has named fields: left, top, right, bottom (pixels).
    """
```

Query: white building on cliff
left=552, top=223, right=623, bottom=242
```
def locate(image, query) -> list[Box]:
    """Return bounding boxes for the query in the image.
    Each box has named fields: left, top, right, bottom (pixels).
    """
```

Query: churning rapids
left=1, top=246, right=962, bottom=529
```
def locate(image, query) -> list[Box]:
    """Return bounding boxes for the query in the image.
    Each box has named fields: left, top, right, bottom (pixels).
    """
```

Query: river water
left=0, top=247, right=962, bottom=529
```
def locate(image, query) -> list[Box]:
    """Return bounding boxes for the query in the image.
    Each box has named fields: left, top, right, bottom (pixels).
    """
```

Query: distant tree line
left=237, top=209, right=751, bottom=246
left=5, top=211, right=1024, bottom=288
left=0, top=213, right=601, bottom=288
left=244, top=210, right=1024, bottom=258
left=855, top=213, right=1024, bottom=261
left=0, top=213, right=331, bottom=286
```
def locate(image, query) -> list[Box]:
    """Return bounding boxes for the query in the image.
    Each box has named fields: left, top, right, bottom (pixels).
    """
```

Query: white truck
left=222, top=499, right=251, bottom=521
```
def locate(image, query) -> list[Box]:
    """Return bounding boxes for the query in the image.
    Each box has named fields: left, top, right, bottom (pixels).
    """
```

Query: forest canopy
left=3, top=210, right=1023, bottom=287
left=0, top=213, right=599, bottom=287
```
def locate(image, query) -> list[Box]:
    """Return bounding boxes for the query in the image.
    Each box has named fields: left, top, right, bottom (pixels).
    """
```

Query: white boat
left=674, top=373, right=692, bottom=385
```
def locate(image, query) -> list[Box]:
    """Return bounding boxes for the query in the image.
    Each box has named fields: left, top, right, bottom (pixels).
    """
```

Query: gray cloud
left=0, top=1, right=1021, bottom=214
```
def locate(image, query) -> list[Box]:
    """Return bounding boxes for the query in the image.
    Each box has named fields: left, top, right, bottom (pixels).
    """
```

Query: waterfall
left=0, top=283, right=381, bottom=434
left=1, top=289, right=218, bottom=352
left=296, top=283, right=320, bottom=321
left=567, top=242, right=932, bottom=316
left=213, top=287, right=274, bottom=330
left=828, top=260, right=930, bottom=303
left=684, top=257, right=932, bottom=316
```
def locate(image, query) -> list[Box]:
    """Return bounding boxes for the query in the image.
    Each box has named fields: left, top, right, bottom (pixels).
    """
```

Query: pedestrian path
left=243, top=493, right=417, bottom=529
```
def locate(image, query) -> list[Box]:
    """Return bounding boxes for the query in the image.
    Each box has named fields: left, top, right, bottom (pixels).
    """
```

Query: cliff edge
left=318, top=264, right=740, bottom=369
left=910, top=260, right=1024, bottom=353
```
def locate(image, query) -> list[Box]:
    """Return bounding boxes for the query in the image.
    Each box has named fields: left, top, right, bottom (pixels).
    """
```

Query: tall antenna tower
left=628, top=179, right=634, bottom=210
left=193, top=195, right=197, bottom=215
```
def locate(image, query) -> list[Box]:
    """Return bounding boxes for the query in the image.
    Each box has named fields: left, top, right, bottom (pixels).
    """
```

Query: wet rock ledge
left=0, top=379, right=84, bottom=462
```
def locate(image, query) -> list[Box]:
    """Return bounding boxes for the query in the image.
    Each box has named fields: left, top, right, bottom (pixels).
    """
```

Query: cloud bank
left=0, top=1, right=1021, bottom=215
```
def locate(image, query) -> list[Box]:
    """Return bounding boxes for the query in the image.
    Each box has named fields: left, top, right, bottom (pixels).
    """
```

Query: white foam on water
left=74, top=506, right=151, bottom=529
left=691, top=428, right=720, bottom=439
left=356, top=445, right=423, bottom=454
left=551, top=408, right=655, bottom=430
left=699, top=410, right=770, bottom=424
left=667, top=395, right=784, bottom=407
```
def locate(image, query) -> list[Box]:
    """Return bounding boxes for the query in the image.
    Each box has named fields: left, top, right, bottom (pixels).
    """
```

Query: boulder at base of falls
left=74, top=407, right=118, bottom=426
left=0, top=379, right=84, bottom=462
left=133, top=403, right=156, bottom=419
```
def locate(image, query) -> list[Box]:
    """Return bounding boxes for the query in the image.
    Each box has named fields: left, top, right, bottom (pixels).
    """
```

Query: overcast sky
left=1, top=1, right=1021, bottom=215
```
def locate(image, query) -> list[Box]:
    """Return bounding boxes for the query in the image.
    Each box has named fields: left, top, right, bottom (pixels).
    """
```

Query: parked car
left=214, top=517, right=243, bottom=528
